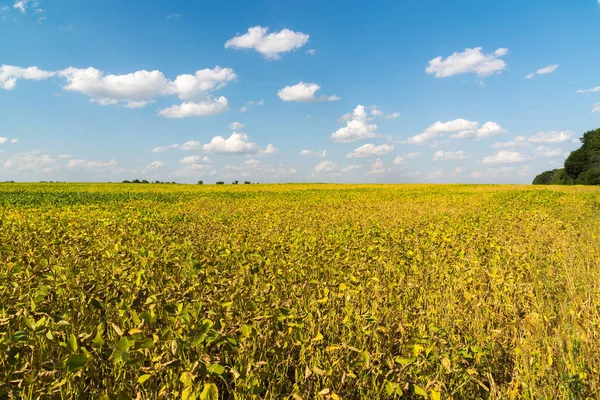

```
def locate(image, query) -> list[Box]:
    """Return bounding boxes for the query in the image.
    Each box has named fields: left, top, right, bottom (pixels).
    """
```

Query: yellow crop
left=1, top=183, right=599, bottom=399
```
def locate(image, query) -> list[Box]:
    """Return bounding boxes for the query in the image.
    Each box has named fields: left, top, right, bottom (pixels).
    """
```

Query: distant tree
left=232, top=180, right=239, bottom=184
left=197, top=180, right=203, bottom=185
left=216, top=181, right=225, bottom=185
left=122, top=180, right=131, bottom=183
left=244, top=181, right=251, bottom=184
left=141, top=179, right=149, bottom=184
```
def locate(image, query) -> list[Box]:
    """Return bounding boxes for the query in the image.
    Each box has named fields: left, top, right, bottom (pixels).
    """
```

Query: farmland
left=1, top=183, right=600, bottom=399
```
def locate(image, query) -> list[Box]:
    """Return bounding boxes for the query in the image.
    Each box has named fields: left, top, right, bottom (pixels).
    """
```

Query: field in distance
left=1, top=183, right=599, bottom=399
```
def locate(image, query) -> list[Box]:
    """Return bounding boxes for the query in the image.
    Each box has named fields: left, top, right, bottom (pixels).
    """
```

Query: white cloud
left=331, top=105, right=379, bottom=143
left=179, top=155, right=211, bottom=164
left=240, top=99, right=264, bottom=112
left=577, top=86, right=600, bottom=94
left=58, top=154, right=72, bottom=159
left=0, top=65, right=55, bottom=90
left=425, top=47, right=508, bottom=78
left=36, top=16, right=46, bottom=24
left=370, top=109, right=384, bottom=117
left=346, top=143, right=394, bottom=158
left=229, top=121, right=244, bottom=130
left=13, top=0, right=30, bottom=13
left=180, top=141, right=202, bottom=151
left=277, top=82, right=339, bottom=102
left=453, top=167, right=466, bottom=174
left=202, top=132, right=259, bottom=154
left=450, top=121, right=505, bottom=139
left=145, top=161, right=164, bottom=170
left=169, top=66, right=236, bottom=100
left=58, top=24, right=73, bottom=31
left=404, top=152, right=422, bottom=159
left=152, top=144, right=179, bottom=153
left=244, top=158, right=260, bottom=166
left=386, top=112, right=401, bottom=120
left=67, top=158, right=122, bottom=172
left=534, top=145, right=565, bottom=158
left=59, top=67, right=170, bottom=107
left=525, top=64, right=559, bottom=79
left=527, top=130, right=573, bottom=144
left=342, top=164, right=362, bottom=172
left=3, top=149, right=56, bottom=171
left=369, top=107, right=400, bottom=120
left=157, top=96, right=228, bottom=118
left=173, top=163, right=215, bottom=177
left=432, top=150, right=467, bottom=161
left=481, top=150, right=525, bottom=164
left=315, top=160, right=336, bottom=173
left=393, top=156, right=404, bottom=165
left=492, top=136, right=527, bottom=149
left=367, top=159, right=395, bottom=175
left=300, top=149, right=326, bottom=157
left=166, top=13, right=182, bottom=20
left=225, top=26, right=309, bottom=59
left=406, top=118, right=503, bottom=145
left=306, top=49, right=316, bottom=56
left=593, top=105, right=600, bottom=113
left=258, top=143, right=279, bottom=156
left=0, top=137, right=19, bottom=144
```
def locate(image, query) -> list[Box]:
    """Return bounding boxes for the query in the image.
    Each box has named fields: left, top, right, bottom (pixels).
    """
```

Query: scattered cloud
left=36, top=16, right=45, bottom=24
left=492, top=136, right=527, bottom=149
left=202, top=132, right=259, bottom=154
left=331, top=105, right=379, bottom=143
left=3, top=149, right=55, bottom=172
left=592, top=105, right=600, bottom=113
left=534, top=145, right=565, bottom=158
left=225, top=26, right=309, bottom=59
left=169, top=66, right=236, bottom=100
left=0, top=65, right=55, bottom=90
left=67, top=158, right=122, bottom=173
left=367, top=159, right=395, bottom=175
left=315, top=160, right=336, bottom=173
left=525, top=64, right=559, bottom=79
left=166, top=13, right=182, bottom=20
left=179, top=156, right=211, bottom=164
left=432, top=150, right=467, bottom=161
left=405, top=118, right=503, bottom=145
left=58, top=154, right=72, bottom=159
left=577, top=86, right=600, bottom=94
left=157, top=96, right=228, bottom=118
left=369, top=107, right=400, bottom=120
left=145, top=161, right=164, bottom=170
left=13, top=0, right=30, bottom=13
left=58, top=24, right=73, bottom=31
left=240, top=99, right=264, bottom=112
left=180, top=141, right=202, bottom=151
left=152, top=144, right=179, bottom=153
left=346, top=143, right=394, bottom=158
left=229, top=121, right=244, bottom=130
left=277, top=82, right=339, bottom=102
left=258, top=143, right=279, bottom=156
left=300, top=149, right=326, bottom=157
left=426, top=47, right=508, bottom=78
left=481, top=150, right=525, bottom=164
left=306, top=49, right=316, bottom=55
left=0, top=137, right=19, bottom=144
left=527, top=130, right=574, bottom=144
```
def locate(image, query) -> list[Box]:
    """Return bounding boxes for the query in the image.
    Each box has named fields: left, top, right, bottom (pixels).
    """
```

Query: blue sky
left=1, top=0, right=599, bottom=183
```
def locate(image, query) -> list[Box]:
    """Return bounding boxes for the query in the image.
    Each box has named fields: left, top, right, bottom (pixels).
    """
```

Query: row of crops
left=1, top=183, right=599, bottom=398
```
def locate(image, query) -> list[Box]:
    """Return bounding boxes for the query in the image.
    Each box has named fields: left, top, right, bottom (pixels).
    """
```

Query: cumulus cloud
left=277, top=82, right=339, bottom=102
left=157, top=96, right=228, bottom=118
left=492, top=136, right=527, bottom=149
left=592, top=105, right=600, bottom=113
left=229, top=121, right=244, bottom=130
left=179, top=155, right=211, bottom=164
left=13, top=0, right=30, bottom=13
left=169, top=67, right=236, bottom=100
left=315, top=160, right=336, bottom=173
left=527, top=130, right=573, bottom=144
left=152, top=144, right=179, bottom=153
left=367, top=159, right=395, bottom=175
left=346, top=143, right=394, bottom=158
left=405, top=118, right=503, bottom=144
left=534, top=146, right=565, bottom=158
left=225, top=26, right=309, bottom=59
left=426, top=47, right=508, bottom=78
left=525, top=64, right=559, bottom=79
left=300, top=149, right=326, bottom=157
left=58, top=154, right=72, bottom=159
left=0, top=137, right=19, bottom=144
left=145, top=161, right=164, bottom=170
left=306, top=49, right=316, bottom=56
left=481, top=150, right=525, bottom=164
left=432, top=150, right=467, bottom=161
left=331, top=105, right=379, bottom=143
left=577, top=86, right=600, bottom=94
left=240, top=99, right=264, bottom=112
left=369, top=107, right=400, bottom=120
left=67, top=158, right=122, bottom=173
left=202, top=132, right=259, bottom=154
left=258, top=143, right=279, bottom=156
left=3, top=149, right=56, bottom=172
left=0, top=65, right=55, bottom=90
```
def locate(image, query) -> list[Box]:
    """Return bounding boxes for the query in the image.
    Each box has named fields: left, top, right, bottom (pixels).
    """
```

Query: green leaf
left=241, top=324, right=252, bottom=337
left=67, top=333, right=78, bottom=353
left=180, top=372, right=194, bottom=387
left=430, top=389, right=441, bottom=400
left=199, top=383, right=219, bottom=400
left=208, top=364, right=225, bottom=375
left=66, top=354, right=87, bottom=371
left=137, top=374, right=152, bottom=384
left=414, top=385, right=428, bottom=398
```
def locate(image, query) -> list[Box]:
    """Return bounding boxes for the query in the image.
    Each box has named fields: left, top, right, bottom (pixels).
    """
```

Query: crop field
left=1, top=183, right=600, bottom=399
